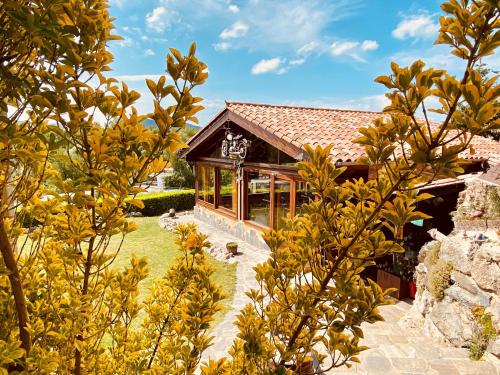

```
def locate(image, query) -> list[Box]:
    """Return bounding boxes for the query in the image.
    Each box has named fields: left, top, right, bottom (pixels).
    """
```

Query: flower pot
left=376, top=269, right=410, bottom=299
left=226, top=242, right=238, bottom=255
left=409, top=279, right=416, bottom=299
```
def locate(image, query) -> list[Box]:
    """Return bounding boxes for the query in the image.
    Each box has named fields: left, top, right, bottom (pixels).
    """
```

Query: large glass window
left=295, top=181, right=312, bottom=216
left=247, top=171, right=271, bottom=227
left=197, top=165, right=215, bottom=205
left=273, top=178, right=291, bottom=230
left=219, top=168, right=237, bottom=213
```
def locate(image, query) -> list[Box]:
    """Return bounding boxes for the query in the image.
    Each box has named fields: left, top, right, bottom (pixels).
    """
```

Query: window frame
left=196, top=162, right=238, bottom=219
left=243, top=167, right=298, bottom=230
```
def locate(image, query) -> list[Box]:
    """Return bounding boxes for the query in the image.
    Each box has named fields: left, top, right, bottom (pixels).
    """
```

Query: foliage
left=48, top=147, right=85, bottom=183
left=163, top=154, right=196, bottom=189
left=1, top=0, right=499, bottom=374
left=107, top=216, right=236, bottom=325
left=427, top=259, right=453, bottom=300
left=0, top=0, right=216, bottom=373
left=201, top=1, right=500, bottom=373
left=457, top=63, right=500, bottom=141
left=469, top=305, right=497, bottom=360
left=423, top=241, right=441, bottom=269
left=127, top=189, right=195, bottom=216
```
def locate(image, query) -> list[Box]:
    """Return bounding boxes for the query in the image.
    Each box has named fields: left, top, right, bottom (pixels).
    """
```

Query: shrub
left=127, top=190, right=195, bottom=216
left=163, top=155, right=195, bottom=189
left=469, top=306, right=497, bottom=360
left=427, top=259, right=453, bottom=300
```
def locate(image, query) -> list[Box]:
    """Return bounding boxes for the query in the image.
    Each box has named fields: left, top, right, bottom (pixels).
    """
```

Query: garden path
left=176, top=214, right=500, bottom=374
left=176, top=214, right=270, bottom=363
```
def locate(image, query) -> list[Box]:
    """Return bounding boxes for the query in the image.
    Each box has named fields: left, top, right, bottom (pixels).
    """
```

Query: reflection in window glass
left=197, top=165, right=215, bottom=205
left=273, top=178, right=291, bottom=230
left=220, top=168, right=237, bottom=212
left=295, top=181, right=313, bottom=216
left=247, top=171, right=270, bottom=227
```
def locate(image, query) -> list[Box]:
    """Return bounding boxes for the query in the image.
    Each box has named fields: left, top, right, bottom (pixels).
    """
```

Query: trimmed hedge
left=128, top=189, right=195, bottom=216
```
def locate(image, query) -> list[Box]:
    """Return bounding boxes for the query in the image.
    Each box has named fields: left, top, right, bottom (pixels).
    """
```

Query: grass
left=109, top=216, right=237, bottom=325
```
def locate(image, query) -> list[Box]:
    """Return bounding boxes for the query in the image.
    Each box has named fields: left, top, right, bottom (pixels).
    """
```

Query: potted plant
left=226, top=242, right=238, bottom=255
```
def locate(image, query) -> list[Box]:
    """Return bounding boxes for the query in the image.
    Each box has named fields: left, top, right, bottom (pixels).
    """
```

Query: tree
left=163, top=127, right=198, bottom=189
left=163, top=154, right=196, bottom=189
left=1, top=1, right=223, bottom=374
left=457, top=62, right=500, bottom=140
left=201, top=1, right=499, bottom=373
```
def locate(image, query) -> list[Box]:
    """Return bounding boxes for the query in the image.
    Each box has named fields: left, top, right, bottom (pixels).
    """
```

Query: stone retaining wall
left=413, top=230, right=500, bottom=358
left=193, top=205, right=269, bottom=250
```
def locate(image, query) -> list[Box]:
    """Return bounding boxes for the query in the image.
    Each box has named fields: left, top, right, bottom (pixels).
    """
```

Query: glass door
left=246, top=171, right=271, bottom=227
left=273, top=178, right=291, bottom=230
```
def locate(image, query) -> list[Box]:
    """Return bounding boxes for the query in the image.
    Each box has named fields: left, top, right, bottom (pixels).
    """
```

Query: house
left=182, top=101, right=500, bottom=248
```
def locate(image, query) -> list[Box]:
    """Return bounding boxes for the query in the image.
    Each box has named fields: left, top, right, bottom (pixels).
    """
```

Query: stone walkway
left=176, top=214, right=270, bottom=361
left=327, top=301, right=500, bottom=375
left=175, top=214, right=500, bottom=374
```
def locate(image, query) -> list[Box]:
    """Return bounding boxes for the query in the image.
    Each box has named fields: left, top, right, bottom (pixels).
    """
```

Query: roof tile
left=226, top=102, right=500, bottom=164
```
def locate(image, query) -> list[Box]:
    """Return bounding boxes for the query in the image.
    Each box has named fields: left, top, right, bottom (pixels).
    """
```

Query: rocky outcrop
left=411, top=230, right=499, bottom=357
left=407, top=179, right=500, bottom=358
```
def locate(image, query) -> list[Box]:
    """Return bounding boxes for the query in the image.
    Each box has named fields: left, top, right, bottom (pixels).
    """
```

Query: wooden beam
left=227, top=111, right=303, bottom=160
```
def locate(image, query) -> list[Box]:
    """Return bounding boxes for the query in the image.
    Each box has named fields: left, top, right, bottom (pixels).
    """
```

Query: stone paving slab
left=176, top=215, right=500, bottom=374
left=176, top=214, right=270, bottom=362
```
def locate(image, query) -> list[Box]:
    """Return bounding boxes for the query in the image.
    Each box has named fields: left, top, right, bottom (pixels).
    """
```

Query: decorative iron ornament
left=221, top=129, right=250, bottom=160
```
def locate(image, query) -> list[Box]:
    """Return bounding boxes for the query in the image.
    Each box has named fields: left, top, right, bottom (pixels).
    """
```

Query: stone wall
left=193, top=205, right=270, bottom=250
left=411, top=179, right=500, bottom=358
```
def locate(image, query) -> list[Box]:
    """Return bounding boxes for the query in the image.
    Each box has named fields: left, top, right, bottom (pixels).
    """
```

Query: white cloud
left=361, top=40, right=379, bottom=51
left=213, top=42, right=232, bottom=51
left=146, top=6, right=177, bottom=32
left=297, top=41, right=320, bottom=56
left=117, top=37, right=134, bottom=48
left=329, top=39, right=378, bottom=62
left=251, top=57, right=286, bottom=75
left=392, top=14, right=439, bottom=40
left=144, top=49, right=155, bottom=56
left=330, top=41, right=359, bottom=56
left=290, top=58, right=306, bottom=66
left=228, top=4, right=239, bottom=13
left=220, top=21, right=249, bottom=39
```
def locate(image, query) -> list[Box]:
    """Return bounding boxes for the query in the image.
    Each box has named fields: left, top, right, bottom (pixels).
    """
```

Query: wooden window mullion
left=270, top=174, right=275, bottom=229
left=290, top=179, right=296, bottom=218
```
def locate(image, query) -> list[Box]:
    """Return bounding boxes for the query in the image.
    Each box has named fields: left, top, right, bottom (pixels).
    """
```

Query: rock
left=158, top=213, right=182, bottom=231
left=439, top=236, right=473, bottom=275
left=471, top=246, right=500, bottom=293
left=444, top=284, right=490, bottom=308
left=415, top=289, right=434, bottom=315
left=487, top=295, right=500, bottom=331
left=428, top=229, right=447, bottom=241
left=469, top=210, right=484, bottom=219
left=450, top=271, right=480, bottom=295
left=428, top=300, right=475, bottom=347
left=487, top=337, right=500, bottom=359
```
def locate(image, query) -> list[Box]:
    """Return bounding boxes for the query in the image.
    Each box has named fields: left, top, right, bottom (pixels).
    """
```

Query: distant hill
left=142, top=118, right=202, bottom=131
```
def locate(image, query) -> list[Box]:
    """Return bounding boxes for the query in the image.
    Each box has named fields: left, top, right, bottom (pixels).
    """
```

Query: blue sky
left=106, top=0, right=497, bottom=125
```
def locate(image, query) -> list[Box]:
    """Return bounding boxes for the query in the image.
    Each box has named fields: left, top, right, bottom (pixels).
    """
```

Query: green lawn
left=110, top=216, right=237, bottom=324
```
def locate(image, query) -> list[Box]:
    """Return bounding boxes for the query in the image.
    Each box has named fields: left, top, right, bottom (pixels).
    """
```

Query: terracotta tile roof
left=225, top=101, right=500, bottom=164
left=479, top=163, right=500, bottom=186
